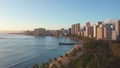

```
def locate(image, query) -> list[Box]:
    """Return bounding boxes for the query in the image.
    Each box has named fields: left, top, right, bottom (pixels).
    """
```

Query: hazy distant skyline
left=0, top=0, right=120, bottom=31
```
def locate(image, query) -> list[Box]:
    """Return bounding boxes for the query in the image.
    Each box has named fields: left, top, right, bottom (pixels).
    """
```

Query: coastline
left=49, top=44, right=82, bottom=68
left=0, top=34, right=75, bottom=68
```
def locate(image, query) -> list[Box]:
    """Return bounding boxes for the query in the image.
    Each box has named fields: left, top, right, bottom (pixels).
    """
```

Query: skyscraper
left=55, top=30, right=61, bottom=37
left=85, top=22, right=90, bottom=37
left=114, top=20, right=120, bottom=37
left=76, top=23, right=80, bottom=35
left=71, top=23, right=80, bottom=35
left=97, top=21, right=103, bottom=26
left=71, top=24, right=75, bottom=35
left=86, top=22, right=90, bottom=26
left=97, top=25, right=104, bottom=39
left=112, top=31, right=117, bottom=40
left=103, top=24, right=112, bottom=40
left=93, top=24, right=97, bottom=37
left=85, top=22, right=93, bottom=37
left=68, top=28, right=71, bottom=35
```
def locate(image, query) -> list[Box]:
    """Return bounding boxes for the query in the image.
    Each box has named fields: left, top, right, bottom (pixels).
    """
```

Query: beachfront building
left=68, top=28, right=72, bottom=35
left=112, top=31, right=117, bottom=40
left=71, top=23, right=80, bottom=35
left=103, top=24, right=112, bottom=40
left=23, top=30, right=34, bottom=35
left=97, top=25, right=104, bottom=39
left=76, top=23, right=80, bottom=35
left=34, top=28, right=46, bottom=36
left=97, top=21, right=103, bottom=26
left=88, top=26, right=93, bottom=38
left=84, top=22, right=90, bottom=37
left=63, top=29, right=69, bottom=36
left=80, top=29, right=84, bottom=36
left=84, top=22, right=93, bottom=37
left=55, top=30, right=61, bottom=37
left=71, top=24, right=75, bottom=35
left=93, top=24, right=97, bottom=38
left=114, top=20, right=120, bottom=37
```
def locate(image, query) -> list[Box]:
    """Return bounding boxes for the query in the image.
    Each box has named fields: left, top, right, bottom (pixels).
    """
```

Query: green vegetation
left=32, top=64, right=39, bottom=68
left=67, top=39, right=120, bottom=68
left=31, top=36, right=120, bottom=68
left=109, top=41, right=120, bottom=58
left=32, top=57, right=59, bottom=68
left=60, top=55, right=63, bottom=58
left=51, top=64, right=57, bottom=68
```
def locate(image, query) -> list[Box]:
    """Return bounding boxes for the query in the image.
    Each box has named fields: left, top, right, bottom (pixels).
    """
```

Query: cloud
left=103, top=19, right=114, bottom=24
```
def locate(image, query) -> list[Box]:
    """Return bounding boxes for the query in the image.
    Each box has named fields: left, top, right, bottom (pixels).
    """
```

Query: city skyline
left=22, top=19, right=120, bottom=41
left=0, top=0, right=120, bottom=32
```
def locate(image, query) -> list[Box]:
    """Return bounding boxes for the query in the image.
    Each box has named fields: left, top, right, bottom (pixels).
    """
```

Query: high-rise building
left=68, top=28, right=71, bottom=35
left=75, top=23, right=80, bottom=35
left=55, top=30, right=61, bottom=37
left=64, top=29, right=69, bottom=36
left=93, top=22, right=103, bottom=38
left=71, top=24, right=75, bottom=35
left=60, top=28, right=65, bottom=36
left=85, top=22, right=93, bottom=37
left=75, top=24, right=77, bottom=35
left=93, top=24, right=97, bottom=37
left=83, top=31, right=87, bottom=37
left=71, top=23, right=80, bottom=35
left=114, top=20, right=120, bottom=37
left=88, top=26, right=93, bottom=38
left=97, top=25, right=104, bottom=39
left=86, top=22, right=90, bottom=26
left=80, top=29, right=84, bottom=36
left=83, top=26, right=87, bottom=37
left=103, top=24, right=112, bottom=40
left=85, top=26, right=89, bottom=37
left=85, top=22, right=90, bottom=37
left=97, top=21, right=103, bottom=26
left=112, top=31, right=117, bottom=40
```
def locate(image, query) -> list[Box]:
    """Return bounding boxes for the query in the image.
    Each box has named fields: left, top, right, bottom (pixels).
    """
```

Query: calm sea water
left=0, top=34, right=75, bottom=68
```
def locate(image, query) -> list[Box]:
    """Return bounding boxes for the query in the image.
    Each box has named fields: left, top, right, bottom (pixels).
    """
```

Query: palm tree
left=54, top=57, right=57, bottom=61
left=49, top=58, right=52, bottom=63
left=51, top=64, right=58, bottom=68
left=65, top=53, right=69, bottom=57
left=60, top=55, right=63, bottom=58
left=32, top=64, right=39, bottom=68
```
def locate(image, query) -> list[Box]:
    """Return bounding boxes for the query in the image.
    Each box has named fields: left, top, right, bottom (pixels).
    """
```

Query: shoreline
left=49, top=44, right=82, bottom=68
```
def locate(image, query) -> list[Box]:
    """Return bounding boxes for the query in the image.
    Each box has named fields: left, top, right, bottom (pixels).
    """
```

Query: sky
left=0, top=0, right=120, bottom=32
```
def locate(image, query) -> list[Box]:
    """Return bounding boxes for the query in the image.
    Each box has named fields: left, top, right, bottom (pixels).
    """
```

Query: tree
left=51, top=64, right=58, bottom=68
left=109, top=43, right=120, bottom=58
left=54, top=57, right=57, bottom=61
left=65, top=53, right=69, bottom=57
left=32, top=64, right=39, bottom=68
left=60, top=55, right=63, bottom=58
left=49, top=58, right=52, bottom=63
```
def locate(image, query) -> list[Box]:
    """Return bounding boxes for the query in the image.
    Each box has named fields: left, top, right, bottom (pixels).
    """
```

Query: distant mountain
left=103, top=19, right=114, bottom=24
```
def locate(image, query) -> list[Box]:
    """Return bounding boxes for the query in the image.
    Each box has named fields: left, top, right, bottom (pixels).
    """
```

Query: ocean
left=0, top=34, right=75, bottom=68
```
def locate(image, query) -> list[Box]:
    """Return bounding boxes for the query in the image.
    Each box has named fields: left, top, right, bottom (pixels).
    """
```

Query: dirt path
left=49, top=45, right=82, bottom=68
